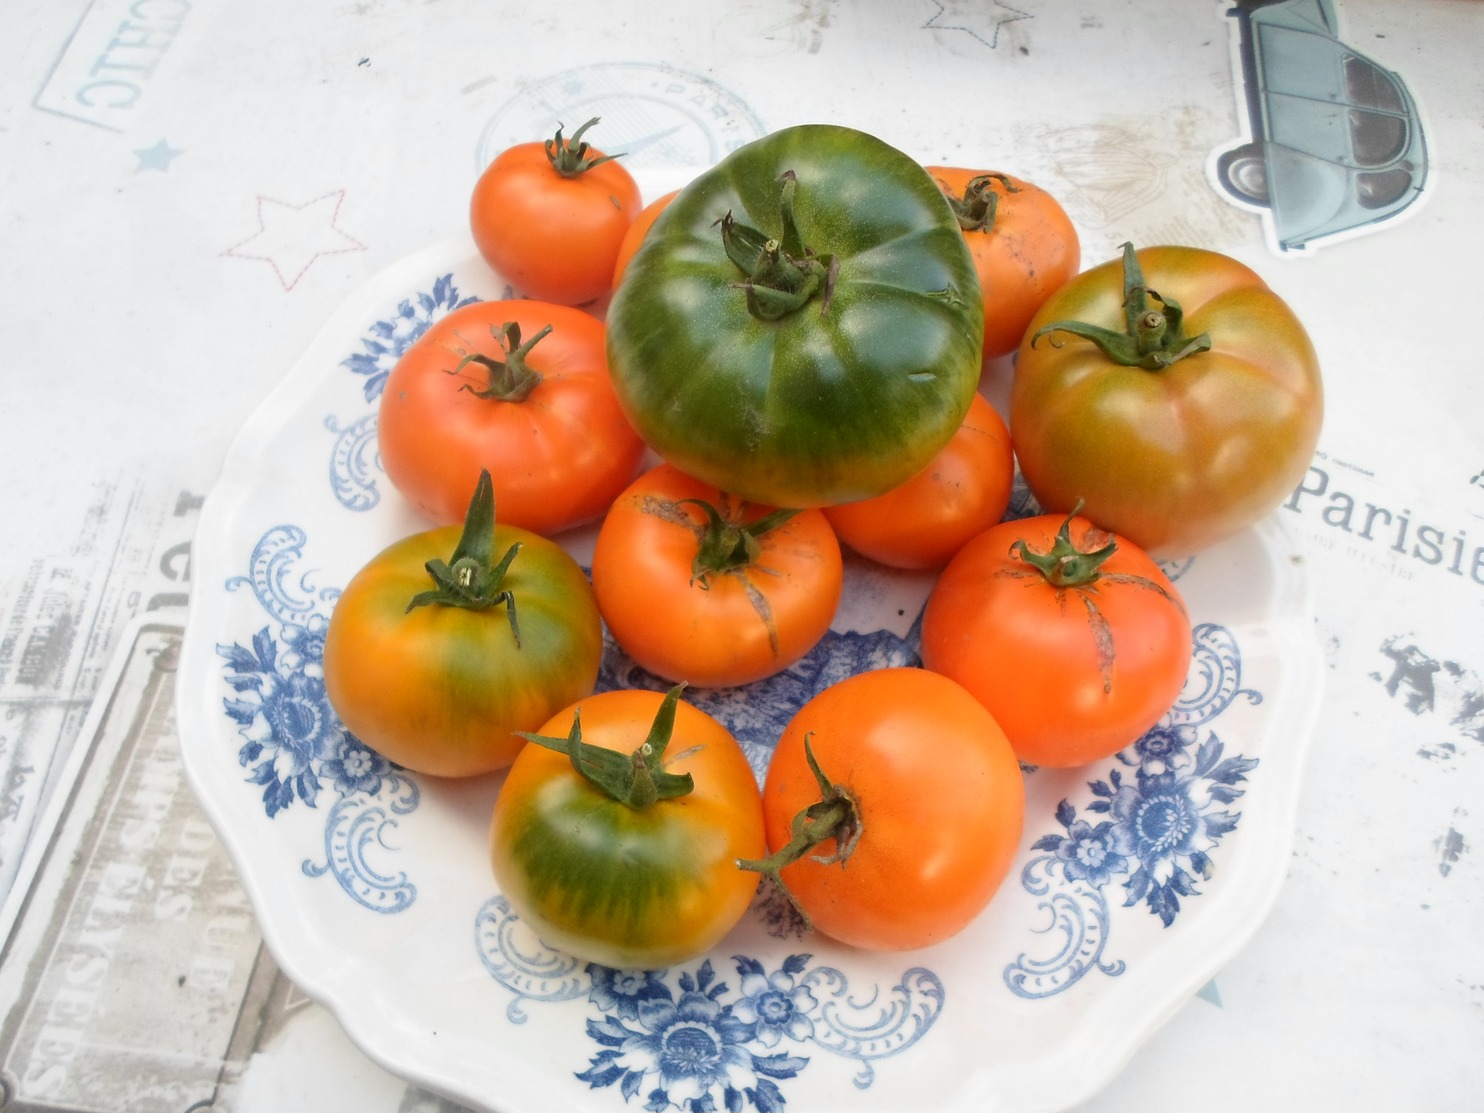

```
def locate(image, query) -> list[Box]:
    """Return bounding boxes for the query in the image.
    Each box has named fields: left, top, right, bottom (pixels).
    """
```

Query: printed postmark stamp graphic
left=469, top=63, right=766, bottom=175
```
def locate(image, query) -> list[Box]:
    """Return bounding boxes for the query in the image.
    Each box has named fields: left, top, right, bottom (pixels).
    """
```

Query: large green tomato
left=606, top=124, right=985, bottom=509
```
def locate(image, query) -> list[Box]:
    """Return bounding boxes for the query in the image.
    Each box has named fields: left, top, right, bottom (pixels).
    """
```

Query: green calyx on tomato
left=718, top=171, right=840, bottom=321
left=737, top=734, right=861, bottom=927
left=1010, top=503, right=1116, bottom=587
left=452, top=321, right=551, bottom=403
left=406, top=469, right=523, bottom=643
left=543, top=116, right=623, bottom=177
left=677, top=498, right=801, bottom=586
left=522, top=684, right=694, bottom=808
left=1032, top=241, right=1213, bottom=370
left=941, top=172, right=1016, bottom=233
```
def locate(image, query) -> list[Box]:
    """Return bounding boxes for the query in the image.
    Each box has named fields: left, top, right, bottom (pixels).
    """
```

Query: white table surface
left=1, top=1, right=1480, bottom=1111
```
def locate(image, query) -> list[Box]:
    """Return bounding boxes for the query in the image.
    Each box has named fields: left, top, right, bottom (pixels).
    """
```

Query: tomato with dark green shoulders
left=323, top=472, right=603, bottom=778
left=490, top=685, right=766, bottom=969
left=606, top=124, right=985, bottom=509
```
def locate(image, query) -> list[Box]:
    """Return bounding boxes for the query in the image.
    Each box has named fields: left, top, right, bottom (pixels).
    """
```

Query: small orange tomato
left=926, top=167, right=1081, bottom=358
left=921, top=510, right=1192, bottom=768
left=822, top=393, right=1013, bottom=569
left=612, top=188, right=679, bottom=287
left=470, top=118, right=642, bottom=305
left=744, top=667, right=1025, bottom=951
left=591, top=463, right=843, bottom=689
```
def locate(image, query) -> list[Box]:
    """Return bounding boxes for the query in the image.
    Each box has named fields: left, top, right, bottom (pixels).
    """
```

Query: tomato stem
left=716, top=170, right=839, bottom=321
left=520, top=684, right=695, bottom=807
left=736, top=735, right=862, bottom=931
left=1010, top=503, right=1116, bottom=587
left=405, top=469, right=524, bottom=644
left=1030, top=242, right=1212, bottom=370
left=544, top=117, right=625, bottom=177
left=452, top=321, right=550, bottom=403
left=677, top=498, right=800, bottom=587
left=939, top=172, right=1017, bottom=233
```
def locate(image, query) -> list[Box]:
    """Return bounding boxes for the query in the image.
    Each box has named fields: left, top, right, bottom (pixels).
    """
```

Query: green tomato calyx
left=543, top=117, right=625, bottom=178
left=737, top=735, right=862, bottom=931
left=1011, top=504, right=1116, bottom=588
left=678, top=498, right=800, bottom=588
left=452, top=321, right=550, bottom=403
left=1031, top=241, right=1212, bottom=371
left=522, top=684, right=696, bottom=809
left=717, top=170, right=839, bottom=321
left=406, top=469, right=523, bottom=644
left=940, top=172, right=1017, bottom=234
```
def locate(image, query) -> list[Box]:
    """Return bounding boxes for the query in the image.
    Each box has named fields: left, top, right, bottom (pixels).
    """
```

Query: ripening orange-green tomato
left=611, top=188, right=678, bottom=287
left=489, top=685, right=766, bottom=969
left=926, top=166, right=1081, bottom=358
left=323, top=473, right=603, bottom=778
left=822, top=393, right=1014, bottom=570
left=470, top=118, right=642, bottom=305
left=920, top=510, right=1192, bottom=768
left=591, top=463, right=843, bottom=688
left=1011, top=242, right=1323, bottom=559
left=745, top=667, right=1025, bottom=952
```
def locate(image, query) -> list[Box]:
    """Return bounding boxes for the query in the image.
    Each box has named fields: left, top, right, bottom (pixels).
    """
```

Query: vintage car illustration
left=1214, top=0, right=1428, bottom=251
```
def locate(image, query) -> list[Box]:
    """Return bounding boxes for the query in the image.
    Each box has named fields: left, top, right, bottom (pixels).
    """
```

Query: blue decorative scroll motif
left=1005, top=622, right=1262, bottom=999
left=217, top=524, right=418, bottom=913
left=330, top=273, right=480, bottom=511
left=475, top=897, right=944, bottom=1112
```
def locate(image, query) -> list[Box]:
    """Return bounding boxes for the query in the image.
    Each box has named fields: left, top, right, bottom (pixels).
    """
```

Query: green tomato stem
left=405, top=470, right=523, bottom=644
left=1030, top=241, right=1213, bottom=370
left=1010, top=503, right=1117, bottom=587
left=520, top=684, right=696, bottom=808
left=452, top=321, right=551, bottom=403
left=677, top=498, right=800, bottom=587
left=543, top=117, right=625, bottom=177
left=940, top=172, right=1016, bottom=233
left=716, top=170, right=838, bottom=321
left=736, top=735, right=862, bottom=931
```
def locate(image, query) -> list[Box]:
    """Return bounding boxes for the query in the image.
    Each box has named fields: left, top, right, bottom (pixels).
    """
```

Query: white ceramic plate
left=178, top=220, right=1324, bottom=1113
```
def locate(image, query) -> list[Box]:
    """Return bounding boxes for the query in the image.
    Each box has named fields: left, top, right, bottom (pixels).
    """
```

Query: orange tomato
left=822, top=393, right=1013, bottom=569
left=611, top=188, right=678, bottom=287
left=377, top=299, right=645, bottom=535
left=748, top=667, right=1025, bottom=951
left=925, top=167, right=1081, bottom=358
left=921, top=511, right=1192, bottom=767
left=470, top=118, right=642, bottom=305
left=590, top=463, right=843, bottom=688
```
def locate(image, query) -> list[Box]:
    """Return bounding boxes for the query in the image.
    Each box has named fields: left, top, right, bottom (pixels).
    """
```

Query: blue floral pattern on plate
left=208, top=272, right=1282, bottom=1111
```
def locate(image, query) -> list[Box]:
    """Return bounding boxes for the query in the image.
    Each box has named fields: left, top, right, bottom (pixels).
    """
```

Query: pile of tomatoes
left=322, top=119, right=1324, bottom=968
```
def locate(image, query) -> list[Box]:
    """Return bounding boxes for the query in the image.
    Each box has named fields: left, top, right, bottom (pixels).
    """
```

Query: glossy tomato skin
left=926, top=167, right=1081, bottom=358
left=591, top=463, right=843, bottom=688
left=761, top=668, right=1024, bottom=951
left=920, top=513, right=1192, bottom=768
left=469, top=130, right=642, bottom=305
left=822, top=392, right=1013, bottom=570
left=323, top=523, right=602, bottom=777
left=1011, top=245, right=1323, bottom=559
left=606, top=124, right=984, bottom=509
left=489, top=688, right=766, bottom=969
left=377, top=300, right=645, bottom=535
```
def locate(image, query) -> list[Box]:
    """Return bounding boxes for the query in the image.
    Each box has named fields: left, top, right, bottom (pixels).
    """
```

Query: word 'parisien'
left=1285, top=464, right=1483, bottom=586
